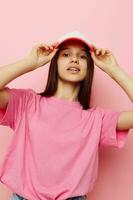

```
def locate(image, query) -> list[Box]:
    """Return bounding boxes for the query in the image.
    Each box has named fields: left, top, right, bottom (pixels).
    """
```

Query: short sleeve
left=98, top=107, right=130, bottom=149
left=0, top=87, right=35, bottom=130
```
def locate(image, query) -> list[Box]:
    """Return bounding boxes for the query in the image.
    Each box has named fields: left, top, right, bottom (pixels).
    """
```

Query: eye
left=80, top=55, right=87, bottom=59
left=62, top=53, right=69, bottom=57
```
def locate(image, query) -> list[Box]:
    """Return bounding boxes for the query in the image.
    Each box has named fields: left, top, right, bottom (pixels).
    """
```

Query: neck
left=54, top=79, right=81, bottom=101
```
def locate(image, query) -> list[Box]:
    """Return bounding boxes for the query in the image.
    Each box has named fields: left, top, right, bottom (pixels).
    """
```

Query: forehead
left=59, top=39, right=87, bottom=51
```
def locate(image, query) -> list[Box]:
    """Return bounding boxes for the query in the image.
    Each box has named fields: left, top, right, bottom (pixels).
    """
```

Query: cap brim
left=56, top=37, right=94, bottom=51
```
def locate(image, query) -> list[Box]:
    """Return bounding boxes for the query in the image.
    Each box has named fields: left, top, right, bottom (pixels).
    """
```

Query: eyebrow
left=60, top=47, right=87, bottom=52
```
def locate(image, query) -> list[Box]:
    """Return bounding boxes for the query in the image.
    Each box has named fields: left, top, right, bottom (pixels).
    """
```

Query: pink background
left=0, top=0, right=133, bottom=199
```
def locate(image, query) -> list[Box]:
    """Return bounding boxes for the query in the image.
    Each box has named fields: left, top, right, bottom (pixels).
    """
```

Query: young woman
left=0, top=31, right=132, bottom=200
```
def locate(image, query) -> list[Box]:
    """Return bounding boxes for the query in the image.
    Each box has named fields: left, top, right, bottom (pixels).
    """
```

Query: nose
left=71, top=56, right=79, bottom=64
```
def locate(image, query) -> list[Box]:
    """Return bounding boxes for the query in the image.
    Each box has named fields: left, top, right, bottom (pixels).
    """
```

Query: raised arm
left=0, top=42, right=59, bottom=109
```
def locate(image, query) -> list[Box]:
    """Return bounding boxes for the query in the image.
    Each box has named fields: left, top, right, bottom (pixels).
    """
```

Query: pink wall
left=0, top=0, right=133, bottom=199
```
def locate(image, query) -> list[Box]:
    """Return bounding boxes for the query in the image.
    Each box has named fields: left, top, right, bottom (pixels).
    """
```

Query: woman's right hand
left=25, top=42, right=59, bottom=70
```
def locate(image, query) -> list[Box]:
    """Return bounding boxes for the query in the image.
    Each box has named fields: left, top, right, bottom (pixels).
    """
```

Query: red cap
left=56, top=30, right=94, bottom=51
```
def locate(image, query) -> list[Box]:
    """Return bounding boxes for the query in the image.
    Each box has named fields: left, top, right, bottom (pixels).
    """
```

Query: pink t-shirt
left=0, top=87, right=130, bottom=200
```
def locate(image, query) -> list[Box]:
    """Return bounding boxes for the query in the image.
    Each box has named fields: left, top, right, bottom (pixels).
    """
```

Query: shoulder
left=85, top=106, right=114, bottom=119
left=83, top=106, right=103, bottom=119
left=4, top=86, right=38, bottom=97
left=86, top=106, right=103, bottom=114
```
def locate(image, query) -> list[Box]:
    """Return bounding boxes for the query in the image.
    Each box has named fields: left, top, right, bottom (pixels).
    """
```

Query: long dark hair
left=37, top=42, right=95, bottom=110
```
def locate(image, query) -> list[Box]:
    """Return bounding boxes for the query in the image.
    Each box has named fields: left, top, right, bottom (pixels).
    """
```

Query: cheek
left=57, top=61, right=67, bottom=75
left=57, top=57, right=68, bottom=65
left=57, top=57, right=68, bottom=72
left=81, top=62, right=88, bottom=71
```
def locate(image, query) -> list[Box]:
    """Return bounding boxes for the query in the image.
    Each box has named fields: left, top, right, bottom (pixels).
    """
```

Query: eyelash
left=62, top=53, right=87, bottom=59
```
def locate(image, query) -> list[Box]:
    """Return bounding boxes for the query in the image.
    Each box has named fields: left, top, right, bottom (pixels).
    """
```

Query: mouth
left=67, top=66, right=80, bottom=72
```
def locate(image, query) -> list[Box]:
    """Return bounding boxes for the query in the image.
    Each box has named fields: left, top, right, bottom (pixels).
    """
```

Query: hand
left=90, top=44, right=120, bottom=74
left=25, top=42, right=59, bottom=69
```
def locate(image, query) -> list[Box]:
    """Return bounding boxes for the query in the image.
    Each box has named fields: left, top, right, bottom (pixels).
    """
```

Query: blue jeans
left=10, top=193, right=88, bottom=200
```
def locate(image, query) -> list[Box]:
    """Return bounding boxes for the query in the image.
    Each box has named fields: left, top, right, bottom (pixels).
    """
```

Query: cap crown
left=56, top=30, right=93, bottom=51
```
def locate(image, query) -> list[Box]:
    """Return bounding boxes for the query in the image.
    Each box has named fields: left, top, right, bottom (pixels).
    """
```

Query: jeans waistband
left=11, top=193, right=87, bottom=200
left=66, top=195, right=87, bottom=200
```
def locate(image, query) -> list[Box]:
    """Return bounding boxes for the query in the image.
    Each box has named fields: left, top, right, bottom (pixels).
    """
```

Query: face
left=57, top=40, right=88, bottom=83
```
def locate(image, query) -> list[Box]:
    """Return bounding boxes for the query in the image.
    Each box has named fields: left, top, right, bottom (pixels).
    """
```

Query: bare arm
left=0, top=42, right=59, bottom=109
left=0, top=58, right=35, bottom=109
left=0, top=58, right=35, bottom=90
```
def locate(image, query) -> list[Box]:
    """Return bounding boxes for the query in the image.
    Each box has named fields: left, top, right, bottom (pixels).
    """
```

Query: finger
left=90, top=51, right=97, bottom=59
left=105, top=49, right=111, bottom=54
left=52, top=41, right=60, bottom=47
left=35, top=43, right=46, bottom=49
left=40, top=43, right=54, bottom=51
left=47, top=43, right=59, bottom=50
left=51, top=42, right=60, bottom=49
left=96, top=49, right=106, bottom=56
left=101, top=49, right=106, bottom=56
left=37, top=44, right=49, bottom=50
left=43, top=44, right=51, bottom=50
left=41, top=42, right=59, bottom=51
left=91, top=44, right=97, bottom=50
left=95, top=49, right=101, bottom=55
left=48, top=44, right=54, bottom=50
left=48, top=48, right=58, bottom=58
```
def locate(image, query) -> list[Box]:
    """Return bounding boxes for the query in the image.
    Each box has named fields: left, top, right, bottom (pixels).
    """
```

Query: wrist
left=23, top=57, right=37, bottom=71
left=106, top=65, right=121, bottom=79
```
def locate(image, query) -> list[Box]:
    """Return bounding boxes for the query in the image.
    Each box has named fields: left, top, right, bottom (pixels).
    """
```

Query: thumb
left=49, top=48, right=59, bottom=58
left=90, top=51, right=95, bottom=58
left=90, top=51, right=98, bottom=63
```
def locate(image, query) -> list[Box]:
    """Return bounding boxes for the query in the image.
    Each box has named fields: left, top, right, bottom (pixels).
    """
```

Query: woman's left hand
left=90, top=44, right=120, bottom=74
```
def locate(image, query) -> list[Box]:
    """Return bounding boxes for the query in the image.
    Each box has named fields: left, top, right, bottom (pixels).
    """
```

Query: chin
left=63, top=78, right=84, bottom=83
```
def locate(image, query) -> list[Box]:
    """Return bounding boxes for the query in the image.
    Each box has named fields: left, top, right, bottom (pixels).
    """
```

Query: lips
left=67, top=66, right=80, bottom=71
